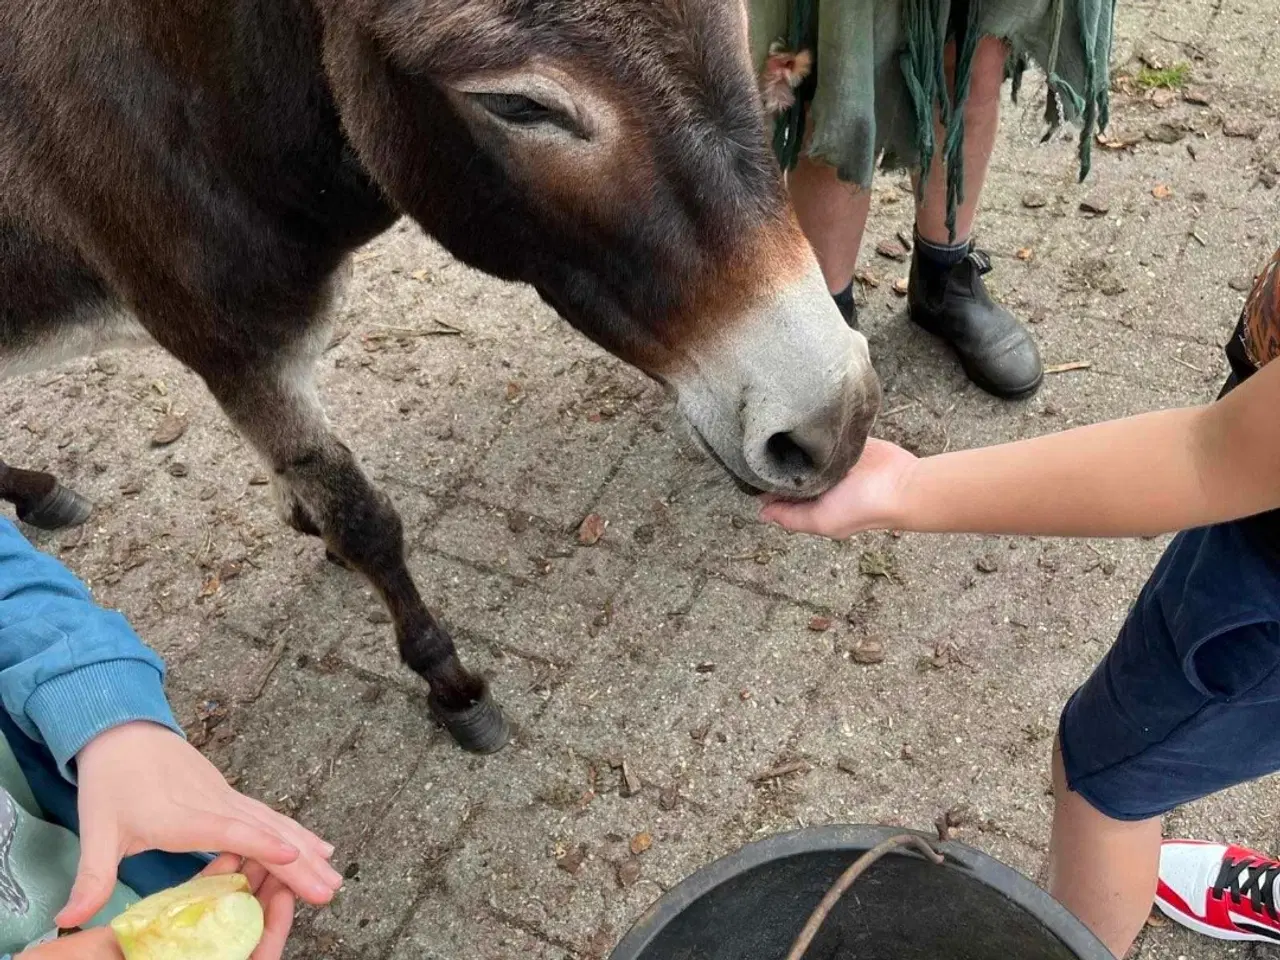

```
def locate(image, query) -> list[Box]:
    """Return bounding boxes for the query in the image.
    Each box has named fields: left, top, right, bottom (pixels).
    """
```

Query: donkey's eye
left=470, top=92, right=585, bottom=138
left=473, top=92, right=556, bottom=125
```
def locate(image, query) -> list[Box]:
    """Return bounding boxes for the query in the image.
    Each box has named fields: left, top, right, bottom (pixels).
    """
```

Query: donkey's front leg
left=0, top=460, right=93, bottom=530
left=206, top=366, right=509, bottom=754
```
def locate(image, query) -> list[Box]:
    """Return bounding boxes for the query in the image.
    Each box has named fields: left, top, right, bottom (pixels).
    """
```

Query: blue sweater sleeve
left=0, top=519, right=182, bottom=782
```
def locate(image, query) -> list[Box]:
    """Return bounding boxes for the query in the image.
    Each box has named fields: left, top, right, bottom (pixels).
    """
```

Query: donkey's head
left=320, top=0, right=880, bottom=496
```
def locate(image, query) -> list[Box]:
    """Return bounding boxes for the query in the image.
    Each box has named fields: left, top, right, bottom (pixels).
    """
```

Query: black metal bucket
left=610, top=825, right=1113, bottom=960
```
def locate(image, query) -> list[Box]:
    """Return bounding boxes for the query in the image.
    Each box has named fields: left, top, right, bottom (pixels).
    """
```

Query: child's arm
left=762, top=356, right=1280, bottom=539
left=0, top=520, right=343, bottom=930
left=0, top=519, right=182, bottom=781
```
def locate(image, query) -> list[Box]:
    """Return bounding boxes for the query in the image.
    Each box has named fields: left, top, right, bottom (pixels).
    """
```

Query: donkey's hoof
left=17, top=483, right=93, bottom=530
left=430, top=689, right=510, bottom=754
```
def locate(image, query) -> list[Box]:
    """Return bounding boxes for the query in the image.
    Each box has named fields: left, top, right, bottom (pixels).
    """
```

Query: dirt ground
left=5, top=2, right=1279, bottom=958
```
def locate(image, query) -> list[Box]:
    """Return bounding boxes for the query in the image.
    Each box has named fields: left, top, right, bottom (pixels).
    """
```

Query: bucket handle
left=784, top=833, right=946, bottom=960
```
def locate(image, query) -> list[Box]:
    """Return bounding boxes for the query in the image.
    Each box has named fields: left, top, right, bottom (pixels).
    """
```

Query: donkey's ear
left=318, top=6, right=463, bottom=218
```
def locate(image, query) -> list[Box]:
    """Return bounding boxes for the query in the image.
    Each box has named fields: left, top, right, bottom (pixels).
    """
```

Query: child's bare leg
left=1049, top=740, right=1162, bottom=958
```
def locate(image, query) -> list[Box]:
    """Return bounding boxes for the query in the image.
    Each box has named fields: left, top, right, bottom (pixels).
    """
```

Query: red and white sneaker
left=1156, top=839, right=1280, bottom=944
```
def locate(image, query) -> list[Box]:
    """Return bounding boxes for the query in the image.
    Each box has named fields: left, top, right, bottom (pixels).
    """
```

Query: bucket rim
left=609, top=823, right=1113, bottom=960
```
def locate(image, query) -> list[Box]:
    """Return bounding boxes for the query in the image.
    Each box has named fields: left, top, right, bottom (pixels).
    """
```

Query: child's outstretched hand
left=56, top=721, right=343, bottom=930
left=760, top=439, right=918, bottom=539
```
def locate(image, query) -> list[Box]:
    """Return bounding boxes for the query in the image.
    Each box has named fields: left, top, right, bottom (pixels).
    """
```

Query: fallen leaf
left=199, top=574, right=221, bottom=598
left=892, top=278, right=909, bottom=296
left=1044, top=361, right=1093, bottom=374
left=1222, top=117, right=1262, bottom=140
left=1095, top=133, right=1140, bottom=151
left=1145, top=122, right=1185, bottom=144
left=630, top=832, right=653, bottom=855
left=1016, top=247, right=1034, bottom=261
left=807, top=615, right=832, bottom=632
left=617, top=859, right=642, bottom=888
left=556, top=844, right=587, bottom=875
left=577, top=513, right=607, bottom=546
left=851, top=638, right=886, bottom=664
left=151, top=414, right=188, bottom=447
left=875, top=239, right=909, bottom=262
left=1078, top=192, right=1112, bottom=215
left=858, top=550, right=896, bottom=579
left=1151, top=183, right=1173, bottom=200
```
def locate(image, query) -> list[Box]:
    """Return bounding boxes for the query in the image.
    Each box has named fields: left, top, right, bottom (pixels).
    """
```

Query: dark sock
left=834, top=284, right=855, bottom=325
left=914, top=228, right=970, bottom=268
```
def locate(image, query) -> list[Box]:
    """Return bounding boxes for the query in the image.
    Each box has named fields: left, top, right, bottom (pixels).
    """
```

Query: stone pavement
left=4, top=2, right=1279, bottom=957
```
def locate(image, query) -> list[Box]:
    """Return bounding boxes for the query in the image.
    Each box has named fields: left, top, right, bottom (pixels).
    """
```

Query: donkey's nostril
left=764, top=431, right=818, bottom=484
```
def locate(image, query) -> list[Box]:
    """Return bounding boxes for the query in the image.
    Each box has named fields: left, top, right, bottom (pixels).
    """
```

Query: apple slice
left=110, top=874, right=264, bottom=960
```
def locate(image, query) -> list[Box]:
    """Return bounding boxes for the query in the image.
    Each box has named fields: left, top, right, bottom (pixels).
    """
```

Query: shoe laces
left=1213, top=855, right=1280, bottom=919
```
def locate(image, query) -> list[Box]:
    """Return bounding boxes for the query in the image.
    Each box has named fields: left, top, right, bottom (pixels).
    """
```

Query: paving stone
left=4, top=9, right=1276, bottom=960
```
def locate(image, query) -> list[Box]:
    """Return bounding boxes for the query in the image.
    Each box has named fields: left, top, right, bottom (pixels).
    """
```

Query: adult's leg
left=1048, top=740, right=1162, bottom=958
left=789, top=148, right=871, bottom=327
left=788, top=144, right=872, bottom=328
left=908, top=35, right=1043, bottom=398
left=914, top=36, right=1005, bottom=245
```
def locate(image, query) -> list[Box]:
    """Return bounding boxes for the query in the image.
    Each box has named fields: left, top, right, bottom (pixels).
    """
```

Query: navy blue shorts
left=1060, top=519, right=1280, bottom=821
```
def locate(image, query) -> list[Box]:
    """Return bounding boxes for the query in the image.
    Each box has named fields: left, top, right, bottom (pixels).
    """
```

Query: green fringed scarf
left=769, top=0, right=1115, bottom=241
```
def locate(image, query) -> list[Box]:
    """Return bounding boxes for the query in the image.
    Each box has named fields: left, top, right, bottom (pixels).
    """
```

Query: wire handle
left=784, top=834, right=947, bottom=960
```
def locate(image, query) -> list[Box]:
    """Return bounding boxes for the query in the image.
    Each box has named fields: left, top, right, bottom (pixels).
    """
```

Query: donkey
left=0, top=0, right=882, bottom=752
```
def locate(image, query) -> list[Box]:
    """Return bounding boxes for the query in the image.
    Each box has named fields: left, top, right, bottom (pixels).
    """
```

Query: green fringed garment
left=751, top=0, right=1117, bottom=237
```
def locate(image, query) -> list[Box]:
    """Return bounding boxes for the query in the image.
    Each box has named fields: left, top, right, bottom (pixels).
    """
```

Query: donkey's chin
left=687, top=427, right=767, bottom=497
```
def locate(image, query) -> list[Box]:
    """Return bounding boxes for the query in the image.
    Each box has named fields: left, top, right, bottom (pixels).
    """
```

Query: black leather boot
left=832, top=282, right=859, bottom=330
left=908, top=245, right=1043, bottom=399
